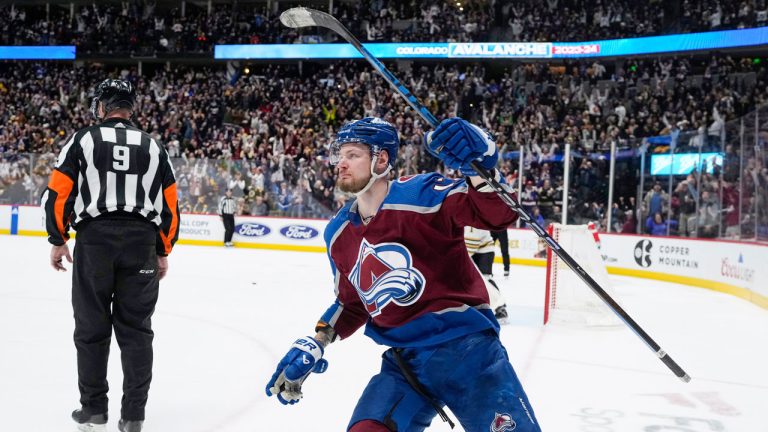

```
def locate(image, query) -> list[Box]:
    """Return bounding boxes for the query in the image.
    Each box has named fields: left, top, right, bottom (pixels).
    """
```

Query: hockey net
left=544, top=223, right=621, bottom=327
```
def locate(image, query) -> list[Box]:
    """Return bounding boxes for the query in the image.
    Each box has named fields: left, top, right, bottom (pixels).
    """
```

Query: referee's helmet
left=90, top=79, right=136, bottom=120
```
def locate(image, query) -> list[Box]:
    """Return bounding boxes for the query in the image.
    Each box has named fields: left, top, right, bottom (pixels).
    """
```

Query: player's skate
left=71, top=409, right=107, bottom=432
left=494, top=304, right=509, bottom=324
left=118, top=419, right=143, bottom=432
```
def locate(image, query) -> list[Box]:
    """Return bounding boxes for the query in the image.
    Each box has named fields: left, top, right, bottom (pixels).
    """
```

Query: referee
left=218, top=188, right=236, bottom=247
left=42, top=79, right=180, bottom=432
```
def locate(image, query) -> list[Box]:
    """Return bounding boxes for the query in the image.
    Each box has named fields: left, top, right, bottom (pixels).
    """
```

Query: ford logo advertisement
left=235, top=223, right=271, bottom=237
left=280, top=225, right=319, bottom=240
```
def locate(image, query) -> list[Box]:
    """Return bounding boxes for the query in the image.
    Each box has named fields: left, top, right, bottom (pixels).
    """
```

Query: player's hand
left=266, top=336, right=328, bottom=405
left=50, top=244, right=72, bottom=272
left=425, top=117, right=498, bottom=176
left=157, top=256, right=169, bottom=280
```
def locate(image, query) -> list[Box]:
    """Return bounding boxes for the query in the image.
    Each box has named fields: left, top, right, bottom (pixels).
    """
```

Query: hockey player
left=465, top=226, right=508, bottom=321
left=266, top=117, right=541, bottom=432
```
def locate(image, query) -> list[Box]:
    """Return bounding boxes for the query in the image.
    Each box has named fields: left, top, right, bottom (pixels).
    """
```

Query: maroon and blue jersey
left=318, top=172, right=518, bottom=348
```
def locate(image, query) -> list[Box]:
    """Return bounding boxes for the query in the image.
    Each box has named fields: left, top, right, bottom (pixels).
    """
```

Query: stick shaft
left=281, top=7, right=691, bottom=383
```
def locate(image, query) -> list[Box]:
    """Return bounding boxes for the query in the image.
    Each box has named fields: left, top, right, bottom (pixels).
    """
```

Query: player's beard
left=337, top=173, right=371, bottom=194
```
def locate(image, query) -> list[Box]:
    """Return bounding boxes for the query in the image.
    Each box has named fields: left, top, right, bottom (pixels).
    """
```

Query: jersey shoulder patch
left=388, top=173, right=467, bottom=207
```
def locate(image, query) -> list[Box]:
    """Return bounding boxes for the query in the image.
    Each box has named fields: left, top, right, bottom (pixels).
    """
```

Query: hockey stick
left=280, top=7, right=691, bottom=383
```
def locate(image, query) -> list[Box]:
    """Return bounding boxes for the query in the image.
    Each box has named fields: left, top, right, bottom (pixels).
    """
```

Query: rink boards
left=3, top=204, right=766, bottom=309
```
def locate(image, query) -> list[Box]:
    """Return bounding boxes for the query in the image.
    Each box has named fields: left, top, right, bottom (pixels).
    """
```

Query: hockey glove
left=425, top=117, right=498, bottom=176
left=265, top=336, right=329, bottom=405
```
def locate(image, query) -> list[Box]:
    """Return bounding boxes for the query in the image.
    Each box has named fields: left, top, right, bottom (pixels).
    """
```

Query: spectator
left=576, top=159, right=598, bottom=203
left=646, top=212, right=676, bottom=236
left=608, top=202, right=624, bottom=233
left=697, top=190, right=721, bottom=238
left=275, top=182, right=293, bottom=215
left=675, top=179, right=697, bottom=237
left=721, top=180, right=740, bottom=238
left=251, top=195, right=268, bottom=217
left=525, top=206, right=546, bottom=228
left=537, top=179, right=556, bottom=219
left=520, top=180, right=538, bottom=213
left=227, top=171, right=246, bottom=198
left=192, top=196, right=209, bottom=214
left=621, top=211, right=637, bottom=234
left=643, top=182, right=669, bottom=223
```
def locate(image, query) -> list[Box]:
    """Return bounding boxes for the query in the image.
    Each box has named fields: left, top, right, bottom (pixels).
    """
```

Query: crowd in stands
left=494, top=0, right=768, bottom=42
left=2, top=0, right=768, bottom=55
left=636, top=136, right=767, bottom=240
left=2, top=53, right=767, bottom=240
left=0, top=1, right=492, bottom=54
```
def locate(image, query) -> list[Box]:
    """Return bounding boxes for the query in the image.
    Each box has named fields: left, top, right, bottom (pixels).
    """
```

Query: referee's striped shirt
left=218, top=196, right=237, bottom=215
left=41, top=117, right=180, bottom=256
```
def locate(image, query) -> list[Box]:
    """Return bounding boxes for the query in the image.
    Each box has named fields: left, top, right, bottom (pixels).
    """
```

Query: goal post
left=544, top=223, right=620, bottom=327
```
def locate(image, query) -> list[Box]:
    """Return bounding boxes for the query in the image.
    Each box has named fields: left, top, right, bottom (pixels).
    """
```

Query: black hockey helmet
left=90, top=78, right=136, bottom=120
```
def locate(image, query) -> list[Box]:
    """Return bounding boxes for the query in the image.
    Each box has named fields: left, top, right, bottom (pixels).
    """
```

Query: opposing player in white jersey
left=464, top=226, right=508, bottom=321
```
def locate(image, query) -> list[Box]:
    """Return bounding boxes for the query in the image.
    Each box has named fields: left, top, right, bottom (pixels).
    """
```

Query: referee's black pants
left=72, top=217, right=159, bottom=421
left=491, top=229, right=510, bottom=272
left=222, top=213, right=235, bottom=243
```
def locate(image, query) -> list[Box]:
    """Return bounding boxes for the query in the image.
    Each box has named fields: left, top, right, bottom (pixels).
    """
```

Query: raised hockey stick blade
left=280, top=8, right=438, bottom=126
left=280, top=7, right=691, bottom=384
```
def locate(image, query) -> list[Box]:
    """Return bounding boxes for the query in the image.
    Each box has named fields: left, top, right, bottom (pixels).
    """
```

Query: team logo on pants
left=349, top=239, right=425, bottom=317
left=491, top=412, right=516, bottom=431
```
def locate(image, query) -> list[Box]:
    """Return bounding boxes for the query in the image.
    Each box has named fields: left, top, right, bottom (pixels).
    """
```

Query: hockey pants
left=72, top=217, right=159, bottom=421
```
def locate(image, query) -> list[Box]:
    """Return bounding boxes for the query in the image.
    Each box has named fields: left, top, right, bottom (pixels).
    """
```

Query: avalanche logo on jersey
left=490, top=412, right=516, bottom=431
left=349, top=239, right=426, bottom=317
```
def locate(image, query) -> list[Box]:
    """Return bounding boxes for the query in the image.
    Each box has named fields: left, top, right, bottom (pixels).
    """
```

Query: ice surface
left=2, top=235, right=766, bottom=431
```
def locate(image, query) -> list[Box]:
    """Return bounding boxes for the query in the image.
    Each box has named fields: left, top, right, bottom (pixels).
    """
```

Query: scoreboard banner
left=215, top=43, right=450, bottom=59
left=216, top=26, right=768, bottom=60
left=0, top=46, right=76, bottom=60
